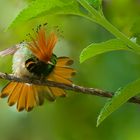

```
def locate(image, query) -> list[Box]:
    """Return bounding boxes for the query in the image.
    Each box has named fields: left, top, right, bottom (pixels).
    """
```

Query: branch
left=0, top=72, right=140, bottom=105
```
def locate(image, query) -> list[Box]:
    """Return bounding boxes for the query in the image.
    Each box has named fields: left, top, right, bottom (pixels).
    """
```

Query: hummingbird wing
left=47, top=57, right=76, bottom=97
left=0, top=45, right=19, bottom=57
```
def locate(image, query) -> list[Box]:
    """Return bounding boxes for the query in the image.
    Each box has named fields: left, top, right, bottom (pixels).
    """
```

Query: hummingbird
left=0, top=25, right=76, bottom=112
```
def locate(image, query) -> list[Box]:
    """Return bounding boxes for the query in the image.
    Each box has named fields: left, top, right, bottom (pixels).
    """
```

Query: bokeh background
left=0, top=0, right=140, bottom=140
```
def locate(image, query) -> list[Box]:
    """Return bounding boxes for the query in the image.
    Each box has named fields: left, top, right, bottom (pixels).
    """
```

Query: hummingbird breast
left=12, top=44, right=34, bottom=78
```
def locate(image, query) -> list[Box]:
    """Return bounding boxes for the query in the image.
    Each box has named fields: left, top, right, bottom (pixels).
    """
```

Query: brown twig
left=0, top=72, right=140, bottom=104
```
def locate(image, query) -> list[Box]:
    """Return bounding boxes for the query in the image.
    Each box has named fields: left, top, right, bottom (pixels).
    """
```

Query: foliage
left=131, top=18, right=140, bottom=44
left=97, top=79, right=140, bottom=126
left=80, top=39, right=130, bottom=63
left=8, top=0, right=80, bottom=29
left=6, top=0, right=140, bottom=126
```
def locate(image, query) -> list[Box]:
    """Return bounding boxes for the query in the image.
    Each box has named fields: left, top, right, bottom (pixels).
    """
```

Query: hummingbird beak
left=47, top=61, right=54, bottom=65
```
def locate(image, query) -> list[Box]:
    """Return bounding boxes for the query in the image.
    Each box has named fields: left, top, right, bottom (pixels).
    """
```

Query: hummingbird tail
left=0, top=82, right=55, bottom=112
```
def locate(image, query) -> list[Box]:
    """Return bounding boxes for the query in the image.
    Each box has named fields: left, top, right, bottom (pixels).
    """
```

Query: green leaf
left=8, top=0, right=80, bottom=29
left=131, top=18, right=140, bottom=45
left=97, top=79, right=140, bottom=127
left=80, top=39, right=131, bottom=63
left=86, top=0, right=102, bottom=9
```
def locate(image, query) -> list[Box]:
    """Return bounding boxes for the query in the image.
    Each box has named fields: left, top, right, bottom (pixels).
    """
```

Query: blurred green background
left=0, top=0, right=140, bottom=140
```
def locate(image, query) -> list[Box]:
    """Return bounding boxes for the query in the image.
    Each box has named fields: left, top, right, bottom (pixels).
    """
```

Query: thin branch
left=0, top=72, right=140, bottom=105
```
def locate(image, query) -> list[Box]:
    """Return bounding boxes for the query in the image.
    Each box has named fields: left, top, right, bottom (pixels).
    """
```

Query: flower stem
left=78, top=0, right=140, bottom=53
